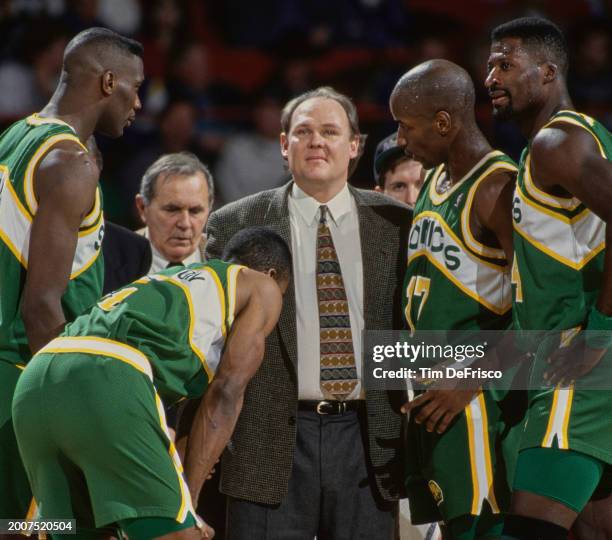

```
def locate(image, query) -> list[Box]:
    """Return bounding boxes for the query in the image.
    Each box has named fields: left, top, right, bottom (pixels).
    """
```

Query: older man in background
left=135, top=151, right=213, bottom=271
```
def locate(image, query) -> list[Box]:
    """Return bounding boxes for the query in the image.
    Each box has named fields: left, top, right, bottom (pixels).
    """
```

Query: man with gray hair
left=135, top=151, right=214, bottom=272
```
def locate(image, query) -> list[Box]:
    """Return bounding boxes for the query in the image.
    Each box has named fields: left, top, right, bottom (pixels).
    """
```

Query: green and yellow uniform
left=13, top=261, right=244, bottom=533
left=511, top=110, right=612, bottom=511
left=403, top=150, right=518, bottom=536
left=0, top=113, right=103, bottom=518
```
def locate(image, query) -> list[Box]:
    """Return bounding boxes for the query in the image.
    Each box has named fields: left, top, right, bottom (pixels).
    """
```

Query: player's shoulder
left=38, top=141, right=98, bottom=182
left=237, top=267, right=283, bottom=308
left=532, top=117, right=598, bottom=164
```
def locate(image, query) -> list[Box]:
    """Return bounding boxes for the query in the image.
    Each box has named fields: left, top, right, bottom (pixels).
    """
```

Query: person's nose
left=176, top=210, right=190, bottom=229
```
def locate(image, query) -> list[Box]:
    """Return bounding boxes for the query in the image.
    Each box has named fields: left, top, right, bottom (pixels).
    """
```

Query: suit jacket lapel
left=351, top=187, right=391, bottom=330
left=264, top=183, right=298, bottom=369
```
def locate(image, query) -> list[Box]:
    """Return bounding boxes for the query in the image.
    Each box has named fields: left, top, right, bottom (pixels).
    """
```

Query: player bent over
left=12, top=227, right=290, bottom=540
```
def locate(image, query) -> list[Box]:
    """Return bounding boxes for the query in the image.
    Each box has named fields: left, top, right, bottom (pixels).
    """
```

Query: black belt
left=298, top=400, right=362, bottom=415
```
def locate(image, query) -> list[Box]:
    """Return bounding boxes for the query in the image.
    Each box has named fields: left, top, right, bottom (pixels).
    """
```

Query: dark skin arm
left=528, top=125, right=612, bottom=384
left=21, top=142, right=99, bottom=353
left=402, top=169, right=516, bottom=434
left=183, top=269, right=283, bottom=504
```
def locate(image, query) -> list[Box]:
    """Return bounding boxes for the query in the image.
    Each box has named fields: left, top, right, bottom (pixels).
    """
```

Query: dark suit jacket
left=102, top=221, right=152, bottom=294
left=205, top=182, right=412, bottom=505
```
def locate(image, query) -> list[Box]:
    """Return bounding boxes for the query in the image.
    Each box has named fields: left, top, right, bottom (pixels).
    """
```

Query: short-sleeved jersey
left=61, top=260, right=245, bottom=405
left=512, top=110, right=612, bottom=332
left=404, top=150, right=517, bottom=332
left=0, top=113, right=104, bottom=366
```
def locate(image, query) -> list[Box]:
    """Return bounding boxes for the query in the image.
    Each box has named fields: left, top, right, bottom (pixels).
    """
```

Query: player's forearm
left=183, top=379, right=244, bottom=504
left=22, top=294, right=66, bottom=354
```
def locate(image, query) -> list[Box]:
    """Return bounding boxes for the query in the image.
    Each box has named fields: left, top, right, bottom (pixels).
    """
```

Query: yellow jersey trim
left=226, top=264, right=245, bottom=328
left=428, top=150, right=505, bottom=205
left=23, top=134, right=88, bottom=215
left=164, top=275, right=214, bottom=382
left=39, top=336, right=153, bottom=380
left=77, top=210, right=103, bottom=238
left=203, top=267, right=228, bottom=338
left=516, top=183, right=589, bottom=225
left=408, top=248, right=510, bottom=315
left=461, top=161, right=517, bottom=260
left=513, top=219, right=603, bottom=271
left=69, top=246, right=101, bottom=280
left=26, top=113, right=77, bottom=131
left=543, top=110, right=606, bottom=159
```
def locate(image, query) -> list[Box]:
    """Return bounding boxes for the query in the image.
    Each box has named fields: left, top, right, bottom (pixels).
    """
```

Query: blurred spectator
left=97, top=0, right=140, bottom=36
left=569, top=18, right=612, bottom=127
left=139, top=0, right=184, bottom=81
left=117, top=100, right=200, bottom=219
left=166, top=40, right=241, bottom=157
left=0, top=18, right=67, bottom=117
left=62, top=0, right=103, bottom=34
left=373, top=133, right=423, bottom=208
left=135, top=152, right=213, bottom=272
left=215, top=91, right=288, bottom=205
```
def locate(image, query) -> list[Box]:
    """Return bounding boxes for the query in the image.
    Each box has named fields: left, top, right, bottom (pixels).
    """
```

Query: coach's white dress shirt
left=288, top=182, right=364, bottom=400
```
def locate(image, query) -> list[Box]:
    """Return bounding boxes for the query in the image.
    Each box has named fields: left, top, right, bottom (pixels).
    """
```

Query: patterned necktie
left=317, top=205, right=358, bottom=400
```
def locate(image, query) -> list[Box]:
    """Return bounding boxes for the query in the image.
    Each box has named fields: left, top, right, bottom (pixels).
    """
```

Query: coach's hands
left=545, top=341, right=606, bottom=387
left=401, top=386, right=478, bottom=434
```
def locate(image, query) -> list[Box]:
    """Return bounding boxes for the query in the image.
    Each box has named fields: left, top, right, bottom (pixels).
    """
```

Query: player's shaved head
left=390, top=59, right=475, bottom=119
left=62, top=27, right=143, bottom=83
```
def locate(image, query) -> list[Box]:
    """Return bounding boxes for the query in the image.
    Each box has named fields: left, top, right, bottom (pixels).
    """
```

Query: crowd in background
left=0, top=0, right=610, bottom=226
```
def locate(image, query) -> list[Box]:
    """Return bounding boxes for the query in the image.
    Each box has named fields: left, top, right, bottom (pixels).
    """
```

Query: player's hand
left=401, top=387, right=478, bottom=434
left=196, top=516, right=215, bottom=539
left=205, top=459, right=219, bottom=481
left=545, top=341, right=606, bottom=386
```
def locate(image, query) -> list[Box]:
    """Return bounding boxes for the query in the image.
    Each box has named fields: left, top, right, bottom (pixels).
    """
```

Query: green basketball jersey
left=0, top=113, right=104, bottom=366
left=404, top=150, right=517, bottom=332
left=512, top=110, right=612, bottom=332
left=60, top=260, right=245, bottom=405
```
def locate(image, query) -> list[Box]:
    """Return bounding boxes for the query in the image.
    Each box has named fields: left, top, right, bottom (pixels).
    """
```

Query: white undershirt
left=289, top=183, right=364, bottom=400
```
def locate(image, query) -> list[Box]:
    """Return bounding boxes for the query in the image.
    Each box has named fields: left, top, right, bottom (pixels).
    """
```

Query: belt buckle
left=316, top=400, right=330, bottom=415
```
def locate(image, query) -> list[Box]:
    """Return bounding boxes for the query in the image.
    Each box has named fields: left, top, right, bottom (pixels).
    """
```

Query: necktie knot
left=319, top=205, right=328, bottom=225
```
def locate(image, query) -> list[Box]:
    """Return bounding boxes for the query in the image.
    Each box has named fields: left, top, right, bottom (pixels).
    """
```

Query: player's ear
left=543, top=62, right=558, bottom=84
left=102, top=70, right=115, bottom=96
left=280, top=132, right=289, bottom=159
left=266, top=268, right=278, bottom=280
left=135, top=194, right=147, bottom=224
left=435, top=111, right=452, bottom=136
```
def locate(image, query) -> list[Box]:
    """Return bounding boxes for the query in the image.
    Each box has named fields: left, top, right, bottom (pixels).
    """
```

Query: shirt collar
left=290, top=182, right=353, bottom=226
left=146, top=227, right=203, bottom=273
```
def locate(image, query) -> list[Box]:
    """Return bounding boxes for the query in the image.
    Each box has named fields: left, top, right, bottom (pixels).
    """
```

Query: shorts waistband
left=37, top=336, right=153, bottom=382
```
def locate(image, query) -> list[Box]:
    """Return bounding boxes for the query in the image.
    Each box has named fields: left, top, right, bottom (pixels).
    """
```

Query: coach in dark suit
left=205, top=87, right=411, bottom=539
left=102, top=221, right=152, bottom=294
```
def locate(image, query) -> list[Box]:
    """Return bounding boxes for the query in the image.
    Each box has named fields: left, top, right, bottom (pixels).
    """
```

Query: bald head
left=62, top=27, right=143, bottom=84
left=390, top=59, right=475, bottom=119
